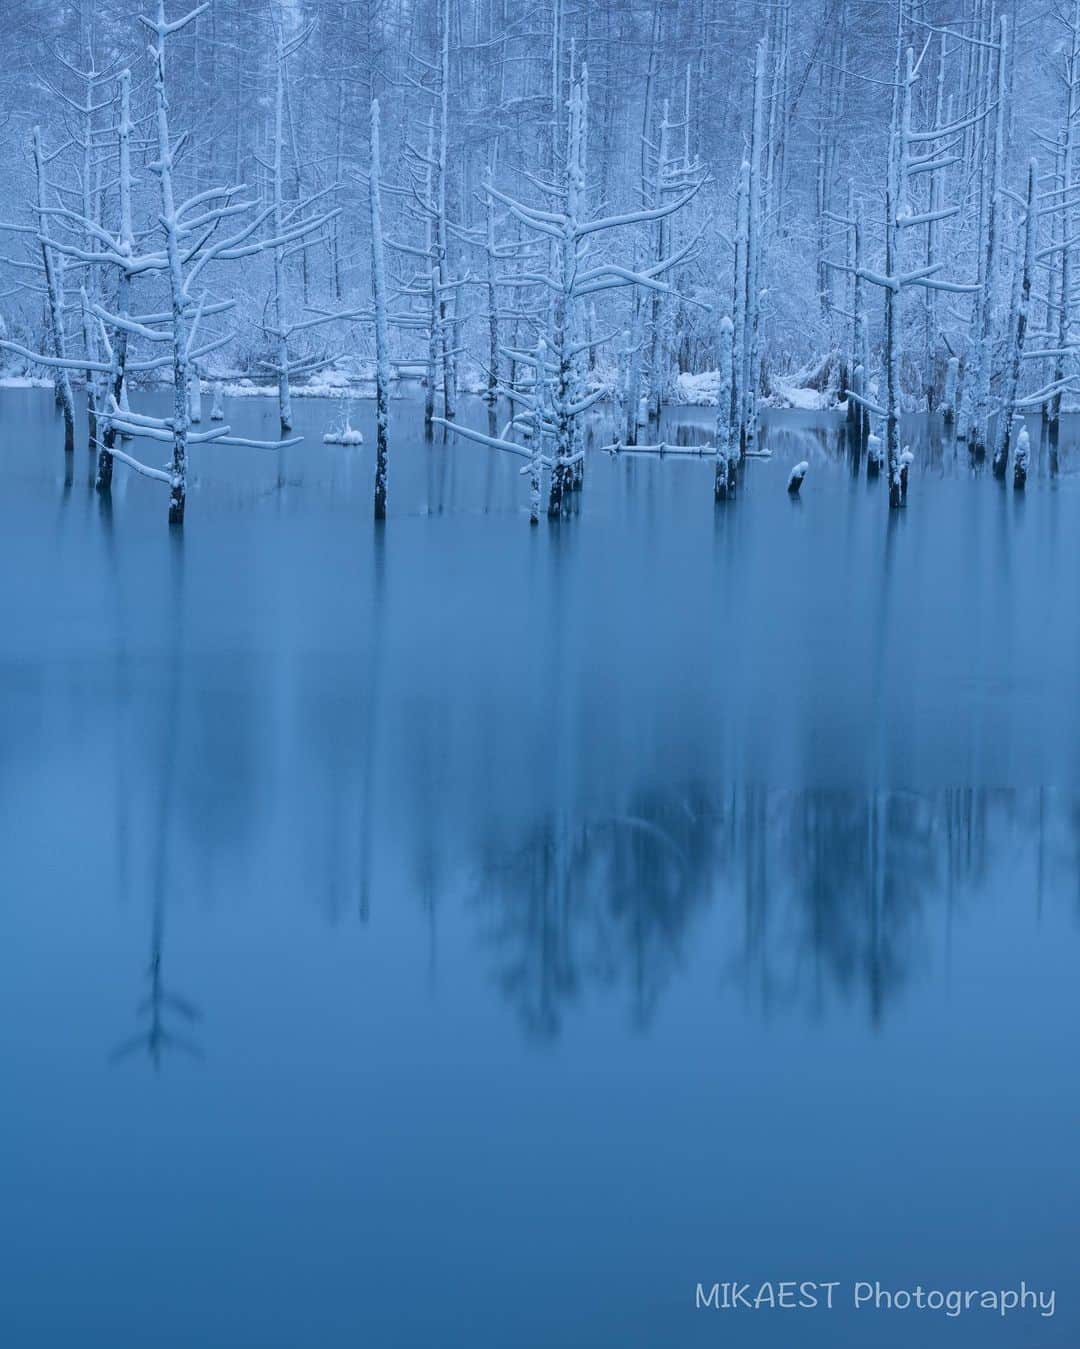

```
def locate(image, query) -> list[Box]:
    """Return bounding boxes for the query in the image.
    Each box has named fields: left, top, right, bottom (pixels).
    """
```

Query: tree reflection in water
left=464, top=787, right=1078, bottom=1039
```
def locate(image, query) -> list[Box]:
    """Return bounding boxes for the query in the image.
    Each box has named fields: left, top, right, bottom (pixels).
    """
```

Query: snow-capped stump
left=714, top=315, right=736, bottom=502
left=715, top=448, right=736, bottom=500
left=787, top=461, right=808, bottom=496
left=899, top=447, right=914, bottom=504
left=942, top=357, right=959, bottom=426
left=1014, top=425, right=1030, bottom=490
left=323, top=416, right=364, bottom=447
left=866, top=433, right=884, bottom=479
left=210, top=385, right=224, bottom=420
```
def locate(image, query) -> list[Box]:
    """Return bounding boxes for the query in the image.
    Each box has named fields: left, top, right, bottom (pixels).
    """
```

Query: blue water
left=1, top=388, right=1077, bottom=1347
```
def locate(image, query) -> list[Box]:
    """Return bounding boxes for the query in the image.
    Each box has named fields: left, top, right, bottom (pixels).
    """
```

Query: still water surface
left=1, top=389, right=1077, bottom=1347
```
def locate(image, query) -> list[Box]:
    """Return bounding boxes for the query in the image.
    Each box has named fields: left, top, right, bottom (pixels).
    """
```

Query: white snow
left=673, top=370, right=723, bottom=406
left=323, top=416, right=364, bottom=446
left=772, top=384, right=829, bottom=412
left=675, top=370, right=830, bottom=412
left=0, top=375, right=53, bottom=388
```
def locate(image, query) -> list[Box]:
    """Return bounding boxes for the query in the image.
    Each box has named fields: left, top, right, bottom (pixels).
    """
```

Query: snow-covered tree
left=0, top=0, right=1077, bottom=453
left=992, top=159, right=1038, bottom=477
left=0, top=1, right=333, bottom=523
left=836, top=18, right=978, bottom=507
left=435, top=65, right=704, bottom=520
left=258, top=11, right=354, bottom=436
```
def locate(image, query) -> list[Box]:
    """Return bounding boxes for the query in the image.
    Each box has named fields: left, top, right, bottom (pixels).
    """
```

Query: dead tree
left=435, top=66, right=704, bottom=520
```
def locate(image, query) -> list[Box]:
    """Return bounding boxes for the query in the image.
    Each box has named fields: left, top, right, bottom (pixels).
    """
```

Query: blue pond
left=1, top=387, right=1077, bottom=1347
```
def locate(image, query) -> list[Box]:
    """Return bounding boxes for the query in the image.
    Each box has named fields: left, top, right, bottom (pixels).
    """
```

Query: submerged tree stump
left=1013, top=426, right=1029, bottom=490
left=867, top=433, right=883, bottom=480
left=941, top=357, right=959, bottom=428
left=899, top=448, right=913, bottom=505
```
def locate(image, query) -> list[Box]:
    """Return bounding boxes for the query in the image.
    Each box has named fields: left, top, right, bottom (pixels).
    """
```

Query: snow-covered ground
left=671, top=370, right=724, bottom=406
left=672, top=369, right=836, bottom=412
left=0, top=375, right=54, bottom=389
left=767, top=382, right=834, bottom=412
left=1, top=363, right=845, bottom=414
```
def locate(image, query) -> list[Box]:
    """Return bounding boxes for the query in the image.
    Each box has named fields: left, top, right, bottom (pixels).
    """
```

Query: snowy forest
left=0, top=0, right=1075, bottom=519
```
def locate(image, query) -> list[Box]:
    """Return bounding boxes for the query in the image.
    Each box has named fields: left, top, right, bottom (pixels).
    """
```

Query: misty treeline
left=0, top=0, right=1075, bottom=519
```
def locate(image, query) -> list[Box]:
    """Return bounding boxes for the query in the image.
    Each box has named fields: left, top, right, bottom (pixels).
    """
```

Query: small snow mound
left=772, top=383, right=828, bottom=411
left=323, top=416, right=364, bottom=446
left=672, top=370, right=722, bottom=406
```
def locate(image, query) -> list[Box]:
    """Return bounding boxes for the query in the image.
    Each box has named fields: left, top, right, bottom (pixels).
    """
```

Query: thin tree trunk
left=371, top=100, right=390, bottom=519
left=33, top=128, right=75, bottom=454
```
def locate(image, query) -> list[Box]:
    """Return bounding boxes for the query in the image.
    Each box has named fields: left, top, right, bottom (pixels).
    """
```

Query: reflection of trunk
left=358, top=530, right=387, bottom=923
left=110, top=533, right=201, bottom=1071
left=743, top=790, right=770, bottom=1010
left=462, top=784, right=1044, bottom=1035
left=867, top=794, right=885, bottom=1026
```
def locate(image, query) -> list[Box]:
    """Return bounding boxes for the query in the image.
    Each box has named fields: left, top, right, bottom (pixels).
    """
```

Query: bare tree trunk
left=743, top=39, right=767, bottom=454
left=371, top=100, right=390, bottom=519
left=33, top=128, right=75, bottom=454
left=992, top=160, right=1037, bottom=477
left=147, top=4, right=192, bottom=524
left=714, top=315, right=734, bottom=499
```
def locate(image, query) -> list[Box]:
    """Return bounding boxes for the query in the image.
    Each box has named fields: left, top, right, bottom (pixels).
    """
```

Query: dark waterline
left=1, top=388, right=1077, bottom=1348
